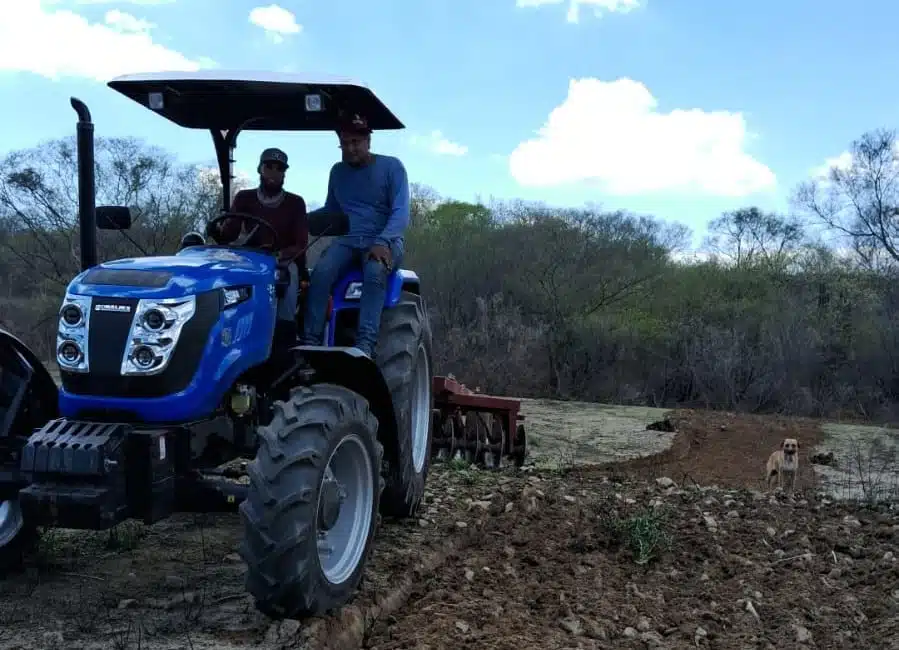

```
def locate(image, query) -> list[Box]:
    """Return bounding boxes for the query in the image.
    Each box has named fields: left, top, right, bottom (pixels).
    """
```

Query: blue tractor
left=0, top=71, right=434, bottom=619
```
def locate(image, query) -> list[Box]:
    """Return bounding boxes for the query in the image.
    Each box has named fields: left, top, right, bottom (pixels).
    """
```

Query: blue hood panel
left=67, top=246, right=277, bottom=298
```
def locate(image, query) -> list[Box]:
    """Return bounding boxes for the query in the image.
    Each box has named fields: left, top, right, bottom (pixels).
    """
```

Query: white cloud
left=809, top=151, right=852, bottom=181
left=509, top=77, right=776, bottom=198
left=104, top=8, right=154, bottom=32
left=0, top=1, right=211, bottom=82
left=516, top=0, right=641, bottom=23
left=248, top=4, right=302, bottom=44
left=409, top=130, right=468, bottom=156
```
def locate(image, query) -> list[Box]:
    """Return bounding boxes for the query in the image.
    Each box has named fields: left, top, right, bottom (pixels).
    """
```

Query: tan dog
left=766, top=438, right=799, bottom=493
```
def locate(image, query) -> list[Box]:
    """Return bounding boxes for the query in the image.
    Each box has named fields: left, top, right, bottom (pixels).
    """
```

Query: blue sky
left=1, top=0, right=896, bottom=247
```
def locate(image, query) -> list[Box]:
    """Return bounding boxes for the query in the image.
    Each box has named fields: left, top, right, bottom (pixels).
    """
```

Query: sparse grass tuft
left=104, top=521, right=146, bottom=551
left=600, top=504, right=672, bottom=565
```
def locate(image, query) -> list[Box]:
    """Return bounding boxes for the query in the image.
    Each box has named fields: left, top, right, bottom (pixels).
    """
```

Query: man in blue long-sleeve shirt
left=301, top=112, right=410, bottom=358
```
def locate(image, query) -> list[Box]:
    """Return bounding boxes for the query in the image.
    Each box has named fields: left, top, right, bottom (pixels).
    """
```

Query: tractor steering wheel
left=206, top=211, right=281, bottom=251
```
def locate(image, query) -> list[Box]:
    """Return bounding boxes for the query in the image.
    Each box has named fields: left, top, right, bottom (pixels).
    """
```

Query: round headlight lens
left=61, top=305, right=82, bottom=326
left=58, top=341, right=81, bottom=364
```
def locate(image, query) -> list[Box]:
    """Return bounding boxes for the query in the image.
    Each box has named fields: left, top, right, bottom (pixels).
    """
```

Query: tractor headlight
left=56, top=294, right=92, bottom=373
left=222, top=286, right=251, bottom=309
left=344, top=282, right=363, bottom=300
left=121, top=295, right=196, bottom=376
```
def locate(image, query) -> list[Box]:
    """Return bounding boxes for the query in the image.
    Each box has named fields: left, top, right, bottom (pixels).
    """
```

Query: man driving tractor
left=301, top=112, right=411, bottom=359
left=210, top=147, right=309, bottom=346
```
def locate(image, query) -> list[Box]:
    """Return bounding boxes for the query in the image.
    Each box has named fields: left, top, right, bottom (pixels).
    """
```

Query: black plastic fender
left=294, top=346, right=398, bottom=467
left=0, top=327, right=59, bottom=440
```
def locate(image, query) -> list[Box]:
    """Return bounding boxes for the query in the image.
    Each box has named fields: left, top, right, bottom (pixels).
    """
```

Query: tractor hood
left=66, top=246, right=276, bottom=299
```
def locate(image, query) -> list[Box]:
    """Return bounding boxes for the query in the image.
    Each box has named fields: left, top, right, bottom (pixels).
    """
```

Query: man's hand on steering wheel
left=206, top=211, right=282, bottom=251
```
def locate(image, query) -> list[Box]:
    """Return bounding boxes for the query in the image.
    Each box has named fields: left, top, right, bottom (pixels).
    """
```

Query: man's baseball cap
left=259, top=147, right=289, bottom=169
left=336, top=112, right=371, bottom=135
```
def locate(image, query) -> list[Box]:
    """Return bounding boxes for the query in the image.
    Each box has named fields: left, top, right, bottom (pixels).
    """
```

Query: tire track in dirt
left=301, top=526, right=484, bottom=650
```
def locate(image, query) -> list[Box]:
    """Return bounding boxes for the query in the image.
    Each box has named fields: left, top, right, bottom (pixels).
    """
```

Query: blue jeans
left=301, top=237, right=405, bottom=355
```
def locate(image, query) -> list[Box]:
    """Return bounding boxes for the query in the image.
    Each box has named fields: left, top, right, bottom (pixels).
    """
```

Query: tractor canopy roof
left=107, top=70, right=404, bottom=132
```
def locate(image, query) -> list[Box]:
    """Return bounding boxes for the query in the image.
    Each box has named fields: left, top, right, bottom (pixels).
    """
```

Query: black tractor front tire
left=375, top=291, right=434, bottom=518
left=239, top=383, right=383, bottom=619
left=0, top=499, right=38, bottom=574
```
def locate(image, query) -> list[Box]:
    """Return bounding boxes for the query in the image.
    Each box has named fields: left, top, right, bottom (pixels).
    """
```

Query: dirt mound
left=610, top=408, right=825, bottom=492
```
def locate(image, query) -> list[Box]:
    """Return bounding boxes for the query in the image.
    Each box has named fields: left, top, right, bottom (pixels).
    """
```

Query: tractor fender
left=0, top=327, right=59, bottom=439
left=294, top=346, right=399, bottom=463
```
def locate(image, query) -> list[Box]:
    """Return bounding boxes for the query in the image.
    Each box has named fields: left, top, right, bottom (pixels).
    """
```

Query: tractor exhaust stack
left=70, top=97, right=97, bottom=272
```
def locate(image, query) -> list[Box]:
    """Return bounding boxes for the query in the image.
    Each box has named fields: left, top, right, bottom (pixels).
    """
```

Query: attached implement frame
left=430, top=376, right=528, bottom=469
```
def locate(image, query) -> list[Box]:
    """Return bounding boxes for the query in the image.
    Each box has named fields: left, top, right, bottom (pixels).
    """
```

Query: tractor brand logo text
left=94, top=304, right=131, bottom=313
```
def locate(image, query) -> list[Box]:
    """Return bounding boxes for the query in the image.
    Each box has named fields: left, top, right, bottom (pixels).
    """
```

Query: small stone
left=563, top=495, right=576, bottom=503
left=418, top=519, right=428, bottom=527
left=464, top=569, right=475, bottom=581
left=656, top=477, right=675, bottom=488
left=636, top=616, right=651, bottom=631
left=265, top=619, right=301, bottom=644
left=794, top=624, right=812, bottom=643
left=505, top=502, right=514, bottom=513
left=623, top=626, right=638, bottom=638
left=560, top=617, right=583, bottom=635
left=280, top=619, right=301, bottom=637
left=165, top=575, right=186, bottom=589
left=726, top=510, right=740, bottom=519
left=455, top=521, right=468, bottom=529
left=455, top=621, right=470, bottom=633
left=118, top=599, right=138, bottom=609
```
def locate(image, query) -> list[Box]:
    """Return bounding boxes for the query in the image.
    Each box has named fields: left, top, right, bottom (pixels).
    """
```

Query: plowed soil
left=1, top=408, right=898, bottom=650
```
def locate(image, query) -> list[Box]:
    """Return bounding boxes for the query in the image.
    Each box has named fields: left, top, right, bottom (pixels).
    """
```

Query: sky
left=1, top=0, right=896, bottom=248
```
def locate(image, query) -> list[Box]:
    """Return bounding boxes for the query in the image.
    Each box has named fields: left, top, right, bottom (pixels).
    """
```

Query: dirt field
left=2, top=406, right=899, bottom=649
left=519, top=398, right=675, bottom=467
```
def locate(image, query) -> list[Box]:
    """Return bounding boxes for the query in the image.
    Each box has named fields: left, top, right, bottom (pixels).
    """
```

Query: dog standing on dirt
left=766, top=438, right=799, bottom=493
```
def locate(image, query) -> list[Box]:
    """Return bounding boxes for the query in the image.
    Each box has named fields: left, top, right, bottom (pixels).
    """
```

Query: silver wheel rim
left=0, top=499, right=24, bottom=548
left=411, top=342, right=431, bottom=474
left=316, top=434, right=374, bottom=585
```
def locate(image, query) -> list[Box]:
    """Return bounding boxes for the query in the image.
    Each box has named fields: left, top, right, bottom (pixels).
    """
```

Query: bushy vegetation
left=4, top=129, right=899, bottom=421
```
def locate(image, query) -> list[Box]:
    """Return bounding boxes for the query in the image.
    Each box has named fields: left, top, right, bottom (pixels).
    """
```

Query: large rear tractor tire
left=239, top=384, right=384, bottom=619
left=375, top=291, right=434, bottom=518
